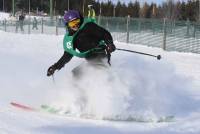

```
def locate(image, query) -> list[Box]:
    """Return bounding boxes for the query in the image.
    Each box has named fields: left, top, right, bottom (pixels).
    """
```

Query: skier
left=88, top=5, right=96, bottom=20
left=32, top=17, right=38, bottom=30
left=47, top=10, right=116, bottom=77
left=16, top=12, right=25, bottom=32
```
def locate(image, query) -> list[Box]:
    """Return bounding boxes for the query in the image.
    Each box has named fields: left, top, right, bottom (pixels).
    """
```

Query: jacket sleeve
left=85, top=22, right=114, bottom=45
left=53, top=51, right=73, bottom=70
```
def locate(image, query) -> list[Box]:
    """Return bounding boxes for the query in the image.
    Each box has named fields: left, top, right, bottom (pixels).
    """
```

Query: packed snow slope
left=0, top=31, right=200, bottom=134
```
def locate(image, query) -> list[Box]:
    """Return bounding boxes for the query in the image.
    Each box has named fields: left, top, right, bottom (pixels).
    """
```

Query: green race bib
left=63, top=18, right=105, bottom=58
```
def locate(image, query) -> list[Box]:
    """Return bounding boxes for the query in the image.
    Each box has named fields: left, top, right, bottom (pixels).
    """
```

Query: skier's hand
left=106, top=43, right=116, bottom=53
left=47, top=65, right=56, bottom=77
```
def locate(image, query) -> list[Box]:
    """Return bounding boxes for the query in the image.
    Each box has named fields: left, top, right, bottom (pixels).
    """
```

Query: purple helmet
left=64, top=10, right=80, bottom=24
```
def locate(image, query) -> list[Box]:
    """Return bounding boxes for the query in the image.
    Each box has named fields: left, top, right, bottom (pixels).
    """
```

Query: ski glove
left=106, top=43, right=116, bottom=53
left=105, top=44, right=116, bottom=66
left=47, top=65, right=56, bottom=76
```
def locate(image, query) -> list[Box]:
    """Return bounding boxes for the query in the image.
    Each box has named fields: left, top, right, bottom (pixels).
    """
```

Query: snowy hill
left=0, top=31, right=200, bottom=134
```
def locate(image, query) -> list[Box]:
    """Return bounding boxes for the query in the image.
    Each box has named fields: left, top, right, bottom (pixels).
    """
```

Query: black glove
left=47, top=65, right=56, bottom=77
left=106, top=43, right=116, bottom=53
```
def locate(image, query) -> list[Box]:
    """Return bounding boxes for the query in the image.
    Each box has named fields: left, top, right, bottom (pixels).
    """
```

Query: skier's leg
left=16, top=22, right=19, bottom=32
left=71, top=63, right=84, bottom=78
left=71, top=60, right=95, bottom=80
left=86, top=52, right=109, bottom=68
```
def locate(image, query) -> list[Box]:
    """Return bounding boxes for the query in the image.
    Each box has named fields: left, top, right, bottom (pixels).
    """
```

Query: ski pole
left=52, top=74, right=56, bottom=84
left=116, top=48, right=161, bottom=60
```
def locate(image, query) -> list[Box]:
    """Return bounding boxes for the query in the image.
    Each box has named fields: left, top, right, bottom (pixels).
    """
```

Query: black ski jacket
left=53, top=19, right=114, bottom=70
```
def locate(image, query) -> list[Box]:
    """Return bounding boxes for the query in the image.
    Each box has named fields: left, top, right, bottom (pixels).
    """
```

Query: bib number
left=66, top=41, right=72, bottom=49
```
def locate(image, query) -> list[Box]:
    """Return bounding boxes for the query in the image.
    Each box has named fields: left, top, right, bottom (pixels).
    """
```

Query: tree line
left=0, top=0, right=199, bottom=21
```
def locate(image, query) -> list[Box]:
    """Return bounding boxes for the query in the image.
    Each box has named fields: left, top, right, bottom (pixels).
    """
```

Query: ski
left=10, top=102, right=65, bottom=115
left=10, top=102, right=36, bottom=111
left=104, top=115, right=175, bottom=123
left=40, top=104, right=64, bottom=114
left=10, top=102, right=175, bottom=123
left=40, top=104, right=175, bottom=123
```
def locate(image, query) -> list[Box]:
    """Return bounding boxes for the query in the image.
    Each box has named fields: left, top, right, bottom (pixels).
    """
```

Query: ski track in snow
left=1, top=30, right=200, bottom=134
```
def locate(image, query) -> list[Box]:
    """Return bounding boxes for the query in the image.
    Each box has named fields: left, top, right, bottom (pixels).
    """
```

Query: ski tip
left=10, top=102, right=35, bottom=111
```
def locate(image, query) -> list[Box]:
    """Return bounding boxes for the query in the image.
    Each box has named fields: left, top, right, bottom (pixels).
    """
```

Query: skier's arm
left=53, top=51, right=73, bottom=70
left=47, top=51, right=73, bottom=76
left=85, top=22, right=116, bottom=52
left=86, top=22, right=114, bottom=45
left=99, top=26, right=114, bottom=45
left=99, top=26, right=116, bottom=53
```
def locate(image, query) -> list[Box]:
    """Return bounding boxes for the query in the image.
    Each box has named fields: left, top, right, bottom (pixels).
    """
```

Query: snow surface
left=0, top=12, right=10, bottom=20
left=0, top=29, right=200, bottom=134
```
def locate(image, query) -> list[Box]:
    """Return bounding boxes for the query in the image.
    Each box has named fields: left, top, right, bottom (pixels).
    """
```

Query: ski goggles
left=68, top=19, right=81, bottom=28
